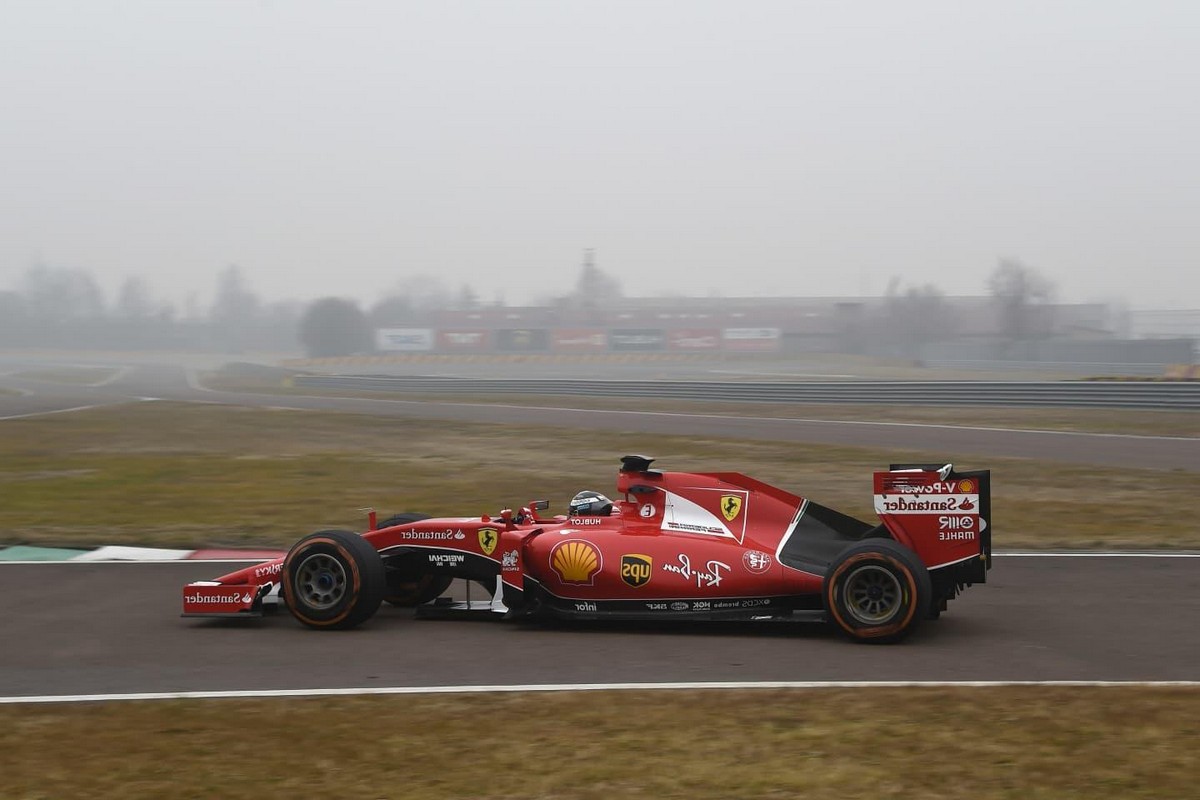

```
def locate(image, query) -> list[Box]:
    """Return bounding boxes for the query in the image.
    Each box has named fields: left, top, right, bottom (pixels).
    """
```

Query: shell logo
left=550, top=540, right=602, bottom=585
left=958, top=479, right=977, bottom=493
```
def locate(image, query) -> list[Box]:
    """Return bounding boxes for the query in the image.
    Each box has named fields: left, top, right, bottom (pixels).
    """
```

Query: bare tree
left=988, top=258, right=1055, bottom=341
left=382, top=275, right=451, bottom=315
left=0, top=291, right=29, bottom=344
left=572, top=248, right=622, bottom=308
left=210, top=264, right=259, bottom=324
left=369, top=295, right=414, bottom=326
left=209, top=264, right=261, bottom=352
left=20, top=263, right=105, bottom=322
left=115, top=276, right=154, bottom=319
left=880, top=277, right=955, bottom=357
left=299, top=297, right=372, bottom=357
left=454, top=283, right=479, bottom=310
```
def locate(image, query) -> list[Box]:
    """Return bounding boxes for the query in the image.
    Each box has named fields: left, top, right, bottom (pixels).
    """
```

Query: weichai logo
left=620, top=554, right=653, bottom=587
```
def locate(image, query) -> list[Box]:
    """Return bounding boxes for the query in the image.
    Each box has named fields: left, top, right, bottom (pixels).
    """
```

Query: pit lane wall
left=374, top=327, right=780, bottom=355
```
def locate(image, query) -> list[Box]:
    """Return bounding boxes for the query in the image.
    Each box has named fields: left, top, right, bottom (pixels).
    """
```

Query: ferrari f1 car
left=182, top=456, right=991, bottom=643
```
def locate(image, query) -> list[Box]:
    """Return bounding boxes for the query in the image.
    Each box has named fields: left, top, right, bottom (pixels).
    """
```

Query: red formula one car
left=183, top=456, right=991, bottom=642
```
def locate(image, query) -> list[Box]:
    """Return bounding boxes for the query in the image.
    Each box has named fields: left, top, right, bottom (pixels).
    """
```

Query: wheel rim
left=295, top=553, right=348, bottom=610
left=843, top=564, right=903, bottom=625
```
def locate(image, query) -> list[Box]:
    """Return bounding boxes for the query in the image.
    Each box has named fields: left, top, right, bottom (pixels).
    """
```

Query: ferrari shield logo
left=720, top=495, right=743, bottom=522
left=478, top=527, right=499, bottom=556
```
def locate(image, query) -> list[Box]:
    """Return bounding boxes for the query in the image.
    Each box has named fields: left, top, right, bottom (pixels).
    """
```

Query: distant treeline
left=1, top=258, right=1087, bottom=359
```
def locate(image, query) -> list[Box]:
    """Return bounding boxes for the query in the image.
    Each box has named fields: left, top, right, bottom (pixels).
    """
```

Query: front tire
left=823, top=539, right=931, bottom=643
left=283, top=529, right=385, bottom=630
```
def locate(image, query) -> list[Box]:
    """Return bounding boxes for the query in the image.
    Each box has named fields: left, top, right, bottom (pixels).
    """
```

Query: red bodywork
left=182, top=458, right=991, bottom=622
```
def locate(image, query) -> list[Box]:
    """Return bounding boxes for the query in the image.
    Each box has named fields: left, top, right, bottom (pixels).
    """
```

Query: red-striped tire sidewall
left=825, top=551, right=920, bottom=641
left=283, top=537, right=364, bottom=628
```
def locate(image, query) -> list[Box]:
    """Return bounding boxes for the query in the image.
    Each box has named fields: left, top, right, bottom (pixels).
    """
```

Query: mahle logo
left=720, top=495, right=743, bottom=522
left=620, top=554, right=653, bottom=588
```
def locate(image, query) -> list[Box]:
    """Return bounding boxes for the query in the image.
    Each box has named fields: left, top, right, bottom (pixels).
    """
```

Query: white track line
left=88, top=366, right=129, bottom=387
left=0, top=396, right=158, bottom=422
left=3, top=681, right=1197, bottom=705
left=171, top=385, right=1200, bottom=441
left=298, top=395, right=1199, bottom=442
left=0, top=403, right=114, bottom=421
left=184, top=368, right=216, bottom=393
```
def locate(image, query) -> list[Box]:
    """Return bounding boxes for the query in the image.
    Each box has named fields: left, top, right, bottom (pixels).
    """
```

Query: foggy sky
left=2, top=1, right=1198, bottom=311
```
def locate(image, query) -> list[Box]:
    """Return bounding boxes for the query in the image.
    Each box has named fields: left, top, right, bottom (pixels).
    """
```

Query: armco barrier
left=291, top=376, right=1200, bottom=410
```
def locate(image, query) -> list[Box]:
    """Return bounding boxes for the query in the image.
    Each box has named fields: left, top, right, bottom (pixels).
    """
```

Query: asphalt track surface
left=1, top=357, right=1197, bottom=698
left=0, top=360, right=1196, bottom=470
left=1, top=556, right=1196, bottom=698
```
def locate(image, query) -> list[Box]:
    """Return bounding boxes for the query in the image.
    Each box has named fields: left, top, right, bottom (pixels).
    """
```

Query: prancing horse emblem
left=478, top=527, right=499, bottom=556
left=720, top=495, right=743, bottom=522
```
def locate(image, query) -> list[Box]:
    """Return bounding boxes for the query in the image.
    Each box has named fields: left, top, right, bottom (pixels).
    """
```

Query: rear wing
left=873, top=463, right=991, bottom=584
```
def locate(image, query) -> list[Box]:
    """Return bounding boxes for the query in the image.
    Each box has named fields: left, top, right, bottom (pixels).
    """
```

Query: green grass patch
left=1, top=688, right=1196, bottom=799
left=0, top=401, right=1195, bottom=549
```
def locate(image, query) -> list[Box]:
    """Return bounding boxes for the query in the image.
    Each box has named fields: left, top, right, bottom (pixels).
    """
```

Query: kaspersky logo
left=720, top=495, right=743, bottom=522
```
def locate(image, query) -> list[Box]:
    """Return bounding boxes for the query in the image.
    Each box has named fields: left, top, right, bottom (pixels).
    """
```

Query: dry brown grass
left=0, top=401, right=1195, bottom=550
left=9, top=366, right=120, bottom=384
left=1, top=688, right=1196, bottom=799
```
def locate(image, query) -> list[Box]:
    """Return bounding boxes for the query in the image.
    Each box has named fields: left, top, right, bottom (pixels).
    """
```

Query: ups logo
left=621, top=554, right=653, bottom=588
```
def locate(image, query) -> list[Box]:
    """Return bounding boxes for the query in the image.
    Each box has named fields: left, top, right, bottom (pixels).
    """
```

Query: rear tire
left=283, top=529, right=385, bottom=630
left=823, top=539, right=930, bottom=643
left=377, top=513, right=454, bottom=606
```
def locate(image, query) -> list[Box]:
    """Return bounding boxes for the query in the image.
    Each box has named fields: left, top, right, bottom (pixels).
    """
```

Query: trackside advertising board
left=437, top=329, right=490, bottom=352
left=552, top=329, right=608, bottom=352
left=496, top=329, right=550, bottom=352
left=610, top=328, right=666, bottom=352
left=723, top=327, right=781, bottom=352
left=668, top=329, right=722, bottom=351
left=376, top=328, right=434, bottom=352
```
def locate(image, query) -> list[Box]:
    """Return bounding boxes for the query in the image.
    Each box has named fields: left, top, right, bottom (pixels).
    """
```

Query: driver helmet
left=569, top=490, right=614, bottom=516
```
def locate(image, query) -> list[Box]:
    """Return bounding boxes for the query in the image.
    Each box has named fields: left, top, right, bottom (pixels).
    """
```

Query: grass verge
left=1, top=401, right=1195, bottom=549
left=10, top=366, right=119, bottom=384
left=1, top=688, right=1196, bottom=799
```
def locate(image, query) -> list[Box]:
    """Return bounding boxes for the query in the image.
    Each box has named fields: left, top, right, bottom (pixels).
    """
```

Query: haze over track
left=1, top=360, right=1196, bottom=470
